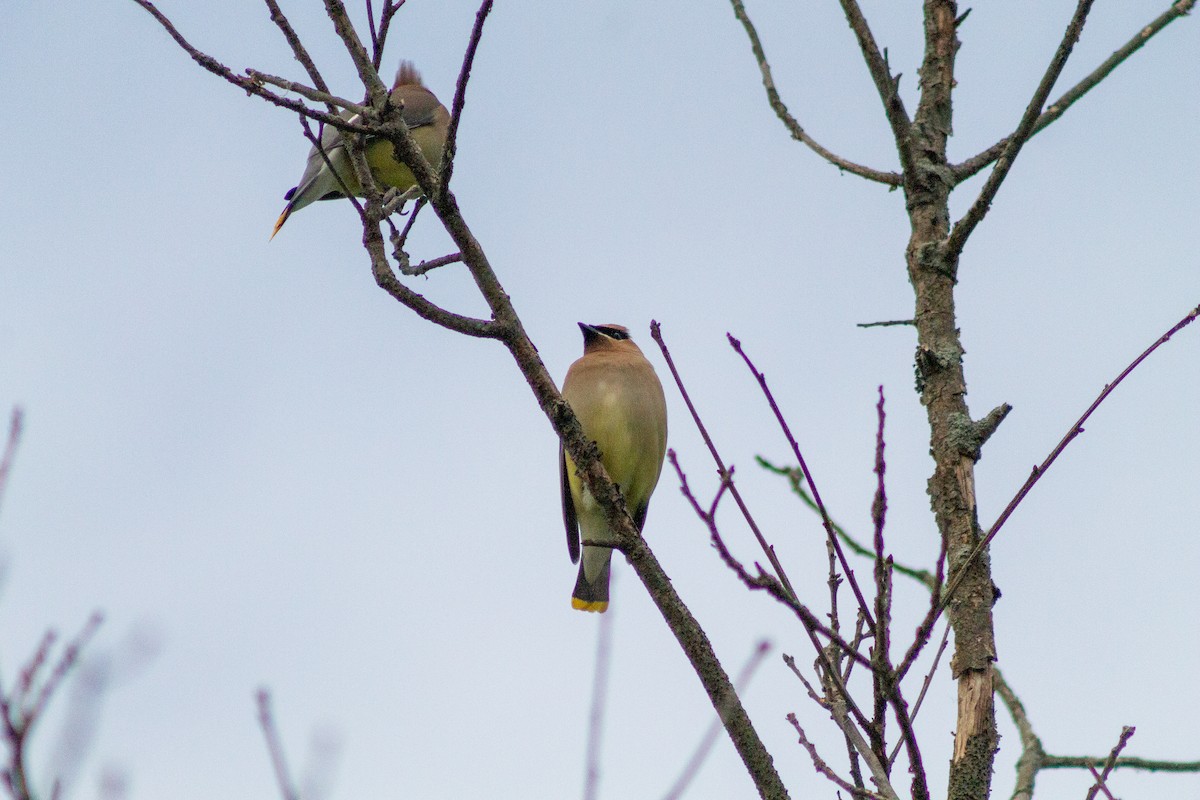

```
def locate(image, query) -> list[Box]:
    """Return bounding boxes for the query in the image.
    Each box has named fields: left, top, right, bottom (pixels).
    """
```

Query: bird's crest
left=393, top=61, right=425, bottom=88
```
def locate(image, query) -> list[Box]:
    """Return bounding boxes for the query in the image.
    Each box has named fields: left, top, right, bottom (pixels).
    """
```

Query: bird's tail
left=269, top=205, right=293, bottom=240
left=571, top=548, right=611, bottom=613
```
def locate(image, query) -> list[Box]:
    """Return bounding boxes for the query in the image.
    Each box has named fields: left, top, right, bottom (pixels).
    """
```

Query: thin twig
left=727, top=333, right=876, bottom=630
left=246, top=70, right=365, bottom=116
left=650, top=323, right=799, bottom=602
left=757, top=458, right=938, bottom=590
left=787, top=714, right=888, bottom=800
left=834, top=0, right=916, bottom=178
left=944, top=0, right=1097, bottom=258
left=669, top=451, right=876, bottom=737
left=668, top=455, right=870, bottom=666
left=582, top=597, right=615, bottom=800
left=869, top=387, right=891, bottom=758
left=1043, top=754, right=1200, bottom=772
left=400, top=253, right=465, bottom=277
left=321, top=0, right=388, bottom=104
left=662, top=640, right=772, bottom=800
left=727, top=0, right=901, bottom=186
left=857, top=319, right=915, bottom=329
left=256, top=689, right=299, bottom=800
left=1084, top=726, right=1133, bottom=800
left=888, top=622, right=950, bottom=768
left=262, top=0, right=334, bottom=108
left=941, top=302, right=1200, bottom=612
left=31, top=614, right=104, bottom=724
left=441, top=0, right=493, bottom=193
left=374, top=0, right=405, bottom=68
left=0, top=408, right=23, bottom=511
left=1085, top=765, right=1117, bottom=800
left=130, top=1, right=371, bottom=134
left=953, top=0, right=1198, bottom=181
left=995, top=668, right=1045, bottom=800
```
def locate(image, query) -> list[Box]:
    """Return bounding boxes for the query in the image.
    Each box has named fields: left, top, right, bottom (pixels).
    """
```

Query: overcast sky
left=2, top=1, right=1197, bottom=798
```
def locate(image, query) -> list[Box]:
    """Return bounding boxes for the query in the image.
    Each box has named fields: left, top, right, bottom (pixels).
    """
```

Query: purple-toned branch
left=0, top=408, right=23, bottom=510
left=869, top=388, right=892, bottom=756
left=650, top=323, right=799, bottom=601
left=942, top=302, right=1200, bottom=612
left=727, top=334, right=877, bottom=631
left=256, top=689, right=299, bottom=800
left=1083, top=727, right=1134, bottom=800
left=787, top=714, right=889, bottom=800
left=0, top=613, right=104, bottom=800
left=441, top=0, right=493, bottom=193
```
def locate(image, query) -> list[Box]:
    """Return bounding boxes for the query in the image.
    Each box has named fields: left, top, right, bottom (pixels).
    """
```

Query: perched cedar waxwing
left=271, top=61, right=450, bottom=238
left=560, top=323, right=668, bottom=613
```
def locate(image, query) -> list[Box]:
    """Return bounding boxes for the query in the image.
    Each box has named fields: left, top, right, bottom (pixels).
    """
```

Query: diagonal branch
left=941, top=301, right=1200, bottom=612
left=247, top=70, right=366, bottom=116
left=727, top=0, right=902, bottom=186
left=321, top=0, right=389, bottom=103
left=727, top=334, right=877, bottom=631
left=263, top=0, right=334, bottom=108
left=441, top=0, right=494, bottom=193
left=1083, top=727, right=1135, bottom=800
left=130, top=0, right=372, bottom=134
left=943, top=0, right=1097, bottom=259
left=650, top=323, right=799, bottom=602
left=835, top=0, right=916, bottom=178
left=953, top=0, right=1197, bottom=182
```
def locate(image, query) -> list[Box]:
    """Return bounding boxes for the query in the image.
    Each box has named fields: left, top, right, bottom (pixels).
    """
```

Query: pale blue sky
left=1, top=1, right=1197, bottom=798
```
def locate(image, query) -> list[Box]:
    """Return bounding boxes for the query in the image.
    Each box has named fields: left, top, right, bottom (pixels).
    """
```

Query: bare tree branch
left=953, top=0, right=1198, bottom=182
left=0, top=613, right=104, bottom=800
left=263, top=0, right=334, bottom=106
left=835, top=0, right=917, bottom=178
left=582, top=599, right=614, bottom=800
left=441, top=0, right=493, bottom=193
left=941, top=301, right=1200, bottom=613
left=757, top=458, right=939, bottom=590
left=256, top=689, right=299, bottom=800
left=787, top=714, right=888, bottom=800
left=944, top=0, right=1097, bottom=259
left=650, top=323, right=799, bottom=602
left=727, top=334, right=877, bottom=632
left=320, top=0, right=389, bottom=103
left=727, top=0, right=902, bottom=186
left=246, top=70, right=365, bottom=116
left=1083, top=727, right=1135, bottom=800
left=130, top=1, right=370, bottom=134
left=662, top=640, right=772, bottom=800
left=0, top=408, right=23, bottom=514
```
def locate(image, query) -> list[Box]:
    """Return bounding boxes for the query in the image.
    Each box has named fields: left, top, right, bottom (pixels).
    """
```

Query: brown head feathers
left=578, top=323, right=638, bottom=352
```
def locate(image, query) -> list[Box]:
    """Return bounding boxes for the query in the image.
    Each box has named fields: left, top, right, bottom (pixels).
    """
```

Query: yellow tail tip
left=571, top=598, right=609, bottom=613
left=270, top=209, right=290, bottom=240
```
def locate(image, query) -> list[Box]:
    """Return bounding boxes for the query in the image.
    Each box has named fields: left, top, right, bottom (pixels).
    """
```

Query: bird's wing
left=561, top=447, right=581, bottom=564
left=633, top=499, right=651, bottom=532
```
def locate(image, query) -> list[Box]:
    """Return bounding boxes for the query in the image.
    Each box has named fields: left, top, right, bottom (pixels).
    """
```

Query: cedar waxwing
left=271, top=61, right=450, bottom=238
left=560, top=323, right=668, bottom=613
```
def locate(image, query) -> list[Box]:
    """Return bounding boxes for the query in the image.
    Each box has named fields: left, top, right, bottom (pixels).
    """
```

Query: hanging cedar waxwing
left=271, top=61, right=450, bottom=238
left=560, top=323, right=668, bottom=613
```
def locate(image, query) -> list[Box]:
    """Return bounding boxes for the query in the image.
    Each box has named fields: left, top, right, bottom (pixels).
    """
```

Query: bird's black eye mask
left=595, top=326, right=629, bottom=340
